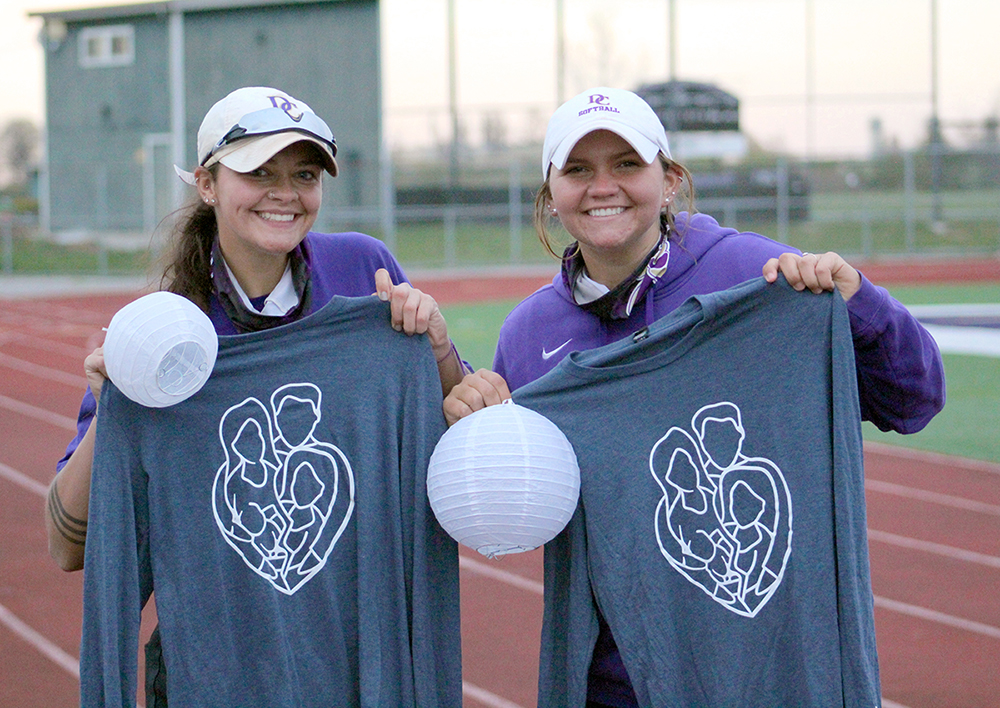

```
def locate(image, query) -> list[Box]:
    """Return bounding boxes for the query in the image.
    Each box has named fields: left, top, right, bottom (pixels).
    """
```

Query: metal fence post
left=508, top=156, right=522, bottom=263
left=775, top=158, right=790, bottom=244
left=725, top=203, right=738, bottom=232
left=380, top=145, right=397, bottom=253
left=1, top=215, right=12, bottom=275
left=861, top=210, right=874, bottom=258
left=444, top=207, right=457, bottom=267
left=97, top=238, right=109, bottom=276
left=903, top=150, right=916, bottom=252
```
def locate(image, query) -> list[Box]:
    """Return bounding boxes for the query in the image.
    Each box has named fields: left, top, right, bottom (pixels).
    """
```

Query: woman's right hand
left=85, top=347, right=108, bottom=401
left=442, top=369, right=511, bottom=427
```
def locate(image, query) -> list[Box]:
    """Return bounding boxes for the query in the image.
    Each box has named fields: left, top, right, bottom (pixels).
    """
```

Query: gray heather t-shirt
left=515, top=277, right=880, bottom=708
left=81, top=296, right=460, bottom=708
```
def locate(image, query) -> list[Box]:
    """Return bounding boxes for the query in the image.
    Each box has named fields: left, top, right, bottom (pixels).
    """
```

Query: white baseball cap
left=541, top=87, right=671, bottom=179
left=175, top=86, right=338, bottom=185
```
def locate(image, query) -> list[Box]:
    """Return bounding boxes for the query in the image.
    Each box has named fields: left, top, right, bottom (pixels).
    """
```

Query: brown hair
left=533, top=155, right=696, bottom=260
left=157, top=166, right=220, bottom=311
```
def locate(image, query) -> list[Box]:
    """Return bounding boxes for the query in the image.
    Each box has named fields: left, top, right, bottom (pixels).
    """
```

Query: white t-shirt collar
left=573, top=271, right=611, bottom=304
left=222, top=258, right=300, bottom=316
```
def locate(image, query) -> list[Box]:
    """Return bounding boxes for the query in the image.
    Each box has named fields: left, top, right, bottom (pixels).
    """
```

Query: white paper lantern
left=103, top=291, right=218, bottom=408
left=427, top=401, right=580, bottom=558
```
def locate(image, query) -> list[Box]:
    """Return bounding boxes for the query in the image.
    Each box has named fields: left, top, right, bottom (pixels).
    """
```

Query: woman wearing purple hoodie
left=443, top=87, right=944, bottom=708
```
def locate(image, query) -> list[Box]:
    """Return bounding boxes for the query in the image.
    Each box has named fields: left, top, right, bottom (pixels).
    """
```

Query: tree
left=0, top=119, right=40, bottom=188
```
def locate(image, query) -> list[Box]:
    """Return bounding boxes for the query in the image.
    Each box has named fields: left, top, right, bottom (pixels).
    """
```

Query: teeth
left=589, top=207, right=625, bottom=217
left=259, top=212, right=295, bottom=222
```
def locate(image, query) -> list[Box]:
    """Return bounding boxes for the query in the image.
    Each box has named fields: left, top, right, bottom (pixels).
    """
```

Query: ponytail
left=158, top=200, right=217, bottom=312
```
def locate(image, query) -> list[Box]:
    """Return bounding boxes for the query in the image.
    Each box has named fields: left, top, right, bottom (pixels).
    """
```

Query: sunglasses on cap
left=202, top=106, right=337, bottom=166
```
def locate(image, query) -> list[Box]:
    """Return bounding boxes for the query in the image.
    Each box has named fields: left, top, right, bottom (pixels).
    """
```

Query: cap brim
left=174, top=164, right=197, bottom=186
left=209, top=133, right=339, bottom=177
left=548, top=120, right=662, bottom=175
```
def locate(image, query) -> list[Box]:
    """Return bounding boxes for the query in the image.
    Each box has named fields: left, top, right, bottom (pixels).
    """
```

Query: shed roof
left=30, top=0, right=363, bottom=22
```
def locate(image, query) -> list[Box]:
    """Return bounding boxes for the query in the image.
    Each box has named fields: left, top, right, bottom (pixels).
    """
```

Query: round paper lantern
left=103, top=291, right=218, bottom=408
left=427, top=401, right=580, bottom=558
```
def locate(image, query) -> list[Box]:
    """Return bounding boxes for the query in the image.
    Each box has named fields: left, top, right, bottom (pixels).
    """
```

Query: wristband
left=436, top=340, right=458, bottom=364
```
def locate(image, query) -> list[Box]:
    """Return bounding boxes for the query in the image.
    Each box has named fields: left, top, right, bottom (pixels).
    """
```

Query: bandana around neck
left=211, top=239, right=313, bottom=333
left=562, top=233, right=671, bottom=321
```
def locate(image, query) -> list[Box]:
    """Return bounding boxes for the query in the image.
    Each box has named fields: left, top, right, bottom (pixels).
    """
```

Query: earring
left=204, top=197, right=216, bottom=205
left=548, top=206, right=558, bottom=216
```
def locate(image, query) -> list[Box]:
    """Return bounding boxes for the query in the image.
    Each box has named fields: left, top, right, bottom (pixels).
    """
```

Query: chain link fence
left=3, top=145, right=999, bottom=277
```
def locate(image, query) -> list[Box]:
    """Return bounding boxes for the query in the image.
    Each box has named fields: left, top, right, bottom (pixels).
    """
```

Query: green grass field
left=442, top=282, right=1000, bottom=465
left=862, top=283, right=1000, bottom=464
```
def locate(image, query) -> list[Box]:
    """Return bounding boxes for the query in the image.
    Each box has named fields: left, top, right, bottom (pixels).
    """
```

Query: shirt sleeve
left=846, top=273, right=946, bottom=433
left=56, top=388, right=97, bottom=473
left=79, top=389, right=150, bottom=708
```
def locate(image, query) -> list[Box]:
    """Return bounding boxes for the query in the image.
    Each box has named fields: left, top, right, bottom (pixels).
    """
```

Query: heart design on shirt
left=649, top=402, right=792, bottom=617
left=212, top=383, right=354, bottom=595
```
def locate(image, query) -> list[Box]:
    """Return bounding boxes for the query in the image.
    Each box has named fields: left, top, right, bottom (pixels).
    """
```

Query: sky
left=3, top=0, right=1000, bottom=160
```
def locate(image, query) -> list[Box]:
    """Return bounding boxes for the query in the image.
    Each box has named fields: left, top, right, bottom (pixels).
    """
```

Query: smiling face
left=548, top=130, right=680, bottom=288
left=196, top=140, right=324, bottom=296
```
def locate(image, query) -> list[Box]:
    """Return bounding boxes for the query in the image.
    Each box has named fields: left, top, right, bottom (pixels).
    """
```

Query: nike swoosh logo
left=542, top=339, right=573, bottom=360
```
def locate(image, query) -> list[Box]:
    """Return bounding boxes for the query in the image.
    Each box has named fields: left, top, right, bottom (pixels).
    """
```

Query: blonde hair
left=533, top=155, right=695, bottom=260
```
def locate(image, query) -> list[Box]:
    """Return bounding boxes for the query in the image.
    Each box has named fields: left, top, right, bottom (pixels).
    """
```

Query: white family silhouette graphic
left=212, top=383, right=355, bottom=595
left=650, top=402, right=793, bottom=617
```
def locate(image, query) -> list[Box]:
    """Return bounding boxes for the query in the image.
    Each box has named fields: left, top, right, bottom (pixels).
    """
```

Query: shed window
left=78, top=25, right=134, bottom=67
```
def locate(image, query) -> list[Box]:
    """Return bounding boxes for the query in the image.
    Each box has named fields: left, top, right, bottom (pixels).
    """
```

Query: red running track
left=1, top=258, right=998, bottom=708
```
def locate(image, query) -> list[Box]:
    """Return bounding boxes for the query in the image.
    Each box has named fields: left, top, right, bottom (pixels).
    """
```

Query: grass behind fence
left=5, top=219, right=994, bottom=276
left=3, top=235, right=153, bottom=274
left=5, top=187, right=998, bottom=275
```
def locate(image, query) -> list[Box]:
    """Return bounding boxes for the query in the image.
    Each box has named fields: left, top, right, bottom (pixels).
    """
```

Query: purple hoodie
left=496, top=211, right=944, bottom=434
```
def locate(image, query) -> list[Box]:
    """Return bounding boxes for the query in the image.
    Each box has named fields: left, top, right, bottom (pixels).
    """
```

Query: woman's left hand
left=374, top=268, right=451, bottom=358
left=763, top=251, right=862, bottom=302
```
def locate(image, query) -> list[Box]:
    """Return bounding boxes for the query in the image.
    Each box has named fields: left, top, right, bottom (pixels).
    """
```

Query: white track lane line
left=0, top=351, right=85, bottom=386
left=0, top=601, right=80, bottom=679
left=0, top=461, right=48, bottom=497
left=868, top=528, right=1000, bottom=569
left=907, top=304, right=1000, bottom=318
left=873, top=596, right=1000, bottom=640
left=0, top=600, right=146, bottom=708
left=459, top=555, right=544, bottom=595
left=462, top=682, right=527, bottom=708
left=866, top=478, right=1000, bottom=517
left=923, top=324, right=1000, bottom=357
left=0, top=393, right=77, bottom=430
left=864, top=441, right=1000, bottom=476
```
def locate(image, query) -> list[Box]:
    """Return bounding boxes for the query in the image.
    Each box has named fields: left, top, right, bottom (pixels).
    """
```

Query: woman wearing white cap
left=444, top=87, right=944, bottom=707
left=46, top=86, right=466, bottom=706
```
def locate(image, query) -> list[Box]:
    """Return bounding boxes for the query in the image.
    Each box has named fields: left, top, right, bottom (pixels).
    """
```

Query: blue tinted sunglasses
left=204, top=107, right=337, bottom=165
